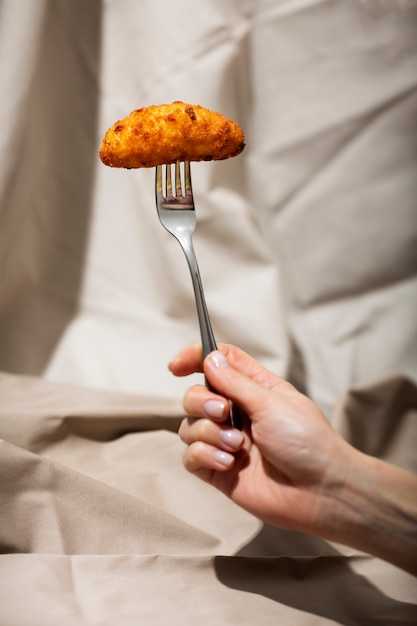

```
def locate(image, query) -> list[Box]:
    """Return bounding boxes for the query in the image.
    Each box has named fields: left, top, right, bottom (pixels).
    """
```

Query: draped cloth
left=0, top=1, right=416, bottom=623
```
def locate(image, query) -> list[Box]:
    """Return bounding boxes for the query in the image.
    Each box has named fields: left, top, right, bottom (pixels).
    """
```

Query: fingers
left=184, top=442, right=236, bottom=472
left=179, top=382, right=245, bottom=474
left=179, top=416, right=244, bottom=450
left=169, top=343, right=293, bottom=395
left=202, top=351, right=279, bottom=423
left=179, top=417, right=244, bottom=472
left=183, top=384, right=230, bottom=421
left=168, top=342, right=259, bottom=377
left=171, top=344, right=297, bottom=430
left=168, top=343, right=203, bottom=376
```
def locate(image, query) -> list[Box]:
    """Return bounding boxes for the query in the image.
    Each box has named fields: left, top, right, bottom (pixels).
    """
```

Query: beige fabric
left=1, top=371, right=417, bottom=624
left=1, top=0, right=417, bottom=623
left=0, top=0, right=416, bottom=413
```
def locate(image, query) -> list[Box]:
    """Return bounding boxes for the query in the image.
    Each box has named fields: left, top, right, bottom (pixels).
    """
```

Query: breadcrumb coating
left=99, top=101, right=245, bottom=168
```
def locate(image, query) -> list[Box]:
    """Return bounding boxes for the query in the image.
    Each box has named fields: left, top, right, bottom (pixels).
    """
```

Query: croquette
left=99, top=101, right=245, bottom=168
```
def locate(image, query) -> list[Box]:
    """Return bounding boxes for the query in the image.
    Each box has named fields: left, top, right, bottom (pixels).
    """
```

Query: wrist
left=319, top=444, right=417, bottom=574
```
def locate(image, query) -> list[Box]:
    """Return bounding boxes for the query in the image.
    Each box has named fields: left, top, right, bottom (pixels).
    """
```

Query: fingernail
left=204, top=400, right=226, bottom=419
left=208, top=351, right=228, bottom=369
left=220, top=429, right=244, bottom=449
left=213, top=450, right=235, bottom=467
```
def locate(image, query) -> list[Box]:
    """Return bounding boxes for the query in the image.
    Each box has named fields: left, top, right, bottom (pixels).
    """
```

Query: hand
left=169, top=343, right=351, bottom=537
left=169, top=344, right=417, bottom=574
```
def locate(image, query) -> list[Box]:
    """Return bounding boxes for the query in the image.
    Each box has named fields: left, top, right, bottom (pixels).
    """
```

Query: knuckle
left=196, top=418, right=213, bottom=440
left=183, top=441, right=205, bottom=471
left=183, top=384, right=207, bottom=414
left=178, top=416, right=196, bottom=444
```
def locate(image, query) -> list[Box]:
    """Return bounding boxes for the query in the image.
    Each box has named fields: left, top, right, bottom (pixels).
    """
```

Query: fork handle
left=183, top=241, right=243, bottom=430
left=182, top=239, right=217, bottom=357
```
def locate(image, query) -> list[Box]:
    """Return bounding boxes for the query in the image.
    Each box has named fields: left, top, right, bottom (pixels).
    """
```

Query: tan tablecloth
left=1, top=371, right=417, bottom=625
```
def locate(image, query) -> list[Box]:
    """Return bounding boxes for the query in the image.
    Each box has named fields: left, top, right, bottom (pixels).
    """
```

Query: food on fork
left=99, top=101, right=245, bottom=168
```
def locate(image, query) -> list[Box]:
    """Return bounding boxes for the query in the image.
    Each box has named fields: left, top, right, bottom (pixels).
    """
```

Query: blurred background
left=1, top=0, right=416, bottom=418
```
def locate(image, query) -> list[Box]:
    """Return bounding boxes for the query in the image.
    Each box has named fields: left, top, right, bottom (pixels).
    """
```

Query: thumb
left=203, top=350, right=270, bottom=422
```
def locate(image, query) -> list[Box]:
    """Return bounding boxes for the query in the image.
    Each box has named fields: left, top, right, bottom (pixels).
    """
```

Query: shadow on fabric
left=0, top=0, right=102, bottom=375
left=215, top=526, right=417, bottom=625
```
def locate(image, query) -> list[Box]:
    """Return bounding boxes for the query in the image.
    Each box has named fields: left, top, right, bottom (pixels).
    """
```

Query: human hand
left=169, top=343, right=352, bottom=537
left=170, top=344, right=417, bottom=573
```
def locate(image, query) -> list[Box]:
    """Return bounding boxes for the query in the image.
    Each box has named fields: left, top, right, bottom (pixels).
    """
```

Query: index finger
left=168, top=343, right=204, bottom=376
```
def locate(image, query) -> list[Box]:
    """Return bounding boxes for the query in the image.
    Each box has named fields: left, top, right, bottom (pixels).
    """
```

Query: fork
left=155, top=161, right=242, bottom=430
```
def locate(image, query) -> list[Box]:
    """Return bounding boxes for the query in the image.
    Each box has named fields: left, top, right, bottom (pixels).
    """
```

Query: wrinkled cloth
left=1, top=0, right=416, bottom=414
left=1, top=371, right=417, bottom=625
left=0, top=0, right=417, bottom=624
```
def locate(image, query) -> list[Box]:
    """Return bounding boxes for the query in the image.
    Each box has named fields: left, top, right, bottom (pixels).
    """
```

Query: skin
left=169, top=343, right=417, bottom=575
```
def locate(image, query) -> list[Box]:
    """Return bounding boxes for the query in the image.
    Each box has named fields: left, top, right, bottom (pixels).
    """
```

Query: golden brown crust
left=99, top=101, right=245, bottom=168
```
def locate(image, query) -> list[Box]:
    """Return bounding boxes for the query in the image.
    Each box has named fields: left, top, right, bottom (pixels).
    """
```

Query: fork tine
left=166, top=163, right=172, bottom=199
left=175, top=161, right=182, bottom=198
left=184, top=161, right=192, bottom=196
left=156, top=165, right=163, bottom=197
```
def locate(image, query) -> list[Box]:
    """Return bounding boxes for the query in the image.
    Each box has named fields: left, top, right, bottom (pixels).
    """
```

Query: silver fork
left=155, top=161, right=242, bottom=429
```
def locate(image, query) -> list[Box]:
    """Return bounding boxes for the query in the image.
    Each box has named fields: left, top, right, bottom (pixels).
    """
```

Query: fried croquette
left=99, top=101, right=245, bottom=168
